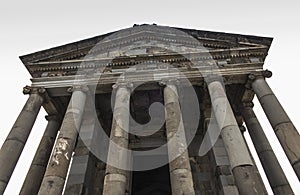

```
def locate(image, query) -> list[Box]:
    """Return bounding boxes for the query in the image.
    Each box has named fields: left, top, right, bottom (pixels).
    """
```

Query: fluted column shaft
left=242, top=104, right=294, bottom=195
left=207, top=79, right=267, bottom=195
left=20, top=115, right=61, bottom=195
left=0, top=87, right=44, bottom=194
left=251, top=75, right=300, bottom=180
left=164, top=83, right=195, bottom=195
left=38, top=86, right=88, bottom=195
left=103, top=84, right=130, bottom=195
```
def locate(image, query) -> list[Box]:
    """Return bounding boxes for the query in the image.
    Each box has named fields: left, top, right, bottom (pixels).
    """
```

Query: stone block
left=215, top=156, right=230, bottom=166
left=212, top=147, right=228, bottom=157
left=193, top=172, right=211, bottom=182
left=216, top=165, right=231, bottom=175
left=222, top=186, right=239, bottom=195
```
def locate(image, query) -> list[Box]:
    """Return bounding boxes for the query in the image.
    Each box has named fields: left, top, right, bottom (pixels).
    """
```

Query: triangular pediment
left=20, top=24, right=272, bottom=78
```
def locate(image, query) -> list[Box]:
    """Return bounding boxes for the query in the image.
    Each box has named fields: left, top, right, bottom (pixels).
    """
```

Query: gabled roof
left=20, top=24, right=273, bottom=78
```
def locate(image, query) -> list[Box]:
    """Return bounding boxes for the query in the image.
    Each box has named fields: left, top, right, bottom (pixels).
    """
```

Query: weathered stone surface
left=65, top=99, right=107, bottom=195
left=38, top=89, right=87, bottom=195
left=102, top=85, right=130, bottom=195
left=20, top=116, right=61, bottom=195
left=252, top=77, right=300, bottom=180
left=233, top=165, right=267, bottom=195
left=222, top=186, right=239, bottom=195
left=164, top=84, right=195, bottom=195
left=10, top=25, right=294, bottom=195
left=103, top=174, right=127, bottom=195
left=275, top=123, right=300, bottom=165
left=207, top=80, right=267, bottom=194
left=208, top=81, right=253, bottom=168
left=38, top=175, right=65, bottom=195
left=170, top=169, right=195, bottom=195
left=242, top=105, right=293, bottom=195
left=0, top=92, right=44, bottom=194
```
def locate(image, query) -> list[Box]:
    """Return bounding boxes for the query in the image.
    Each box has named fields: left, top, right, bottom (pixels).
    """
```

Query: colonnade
left=0, top=72, right=299, bottom=195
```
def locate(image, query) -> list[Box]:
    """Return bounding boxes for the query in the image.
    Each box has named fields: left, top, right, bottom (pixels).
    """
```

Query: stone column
left=241, top=102, right=294, bottom=195
left=207, top=78, right=267, bottom=195
left=38, top=86, right=88, bottom=195
left=103, top=83, right=131, bottom=195
left=203, top=114, right=239, bottom=195
left=64, top=99, right=101, bottom=195
left=20, top=115, right=61, bottom=195
left=164, top=82, right=195, bottom=195
left=0, top=86, right=45, bottom=194
left=250, top=72, right=300, bottom=179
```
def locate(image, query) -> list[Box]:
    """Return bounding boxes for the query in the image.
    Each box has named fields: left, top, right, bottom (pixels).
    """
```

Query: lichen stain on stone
left=51, top=138, right=69, bottom=165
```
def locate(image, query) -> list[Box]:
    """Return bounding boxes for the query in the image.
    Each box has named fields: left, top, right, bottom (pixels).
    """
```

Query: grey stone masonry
left=103, top=84, right=131, bottom=195
left=38, top=86, right=88, bottom=195
left=251, top=74, right=300, bottom=180
left=205, top=117, right=239, bottom=195
left=64, top=100, right=105, bottom=195
left=164, top=83, right=195, bottom=195
left=20, top=115, right=61, bottom=195
left=207, top=78, right=267, bottom=195
left=0, top=87, right=45, bottom=194
left=241, top=103, right=294, bottom=195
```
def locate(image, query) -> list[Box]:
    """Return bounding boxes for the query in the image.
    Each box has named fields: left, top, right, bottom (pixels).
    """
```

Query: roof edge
left=19, top=24, right=273, bottom=65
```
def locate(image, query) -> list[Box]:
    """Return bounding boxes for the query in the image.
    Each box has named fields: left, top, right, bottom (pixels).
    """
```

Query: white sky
left=0, top=0, right=299, bottom=194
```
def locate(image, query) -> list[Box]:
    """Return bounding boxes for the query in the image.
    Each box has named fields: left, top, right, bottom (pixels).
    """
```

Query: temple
left=0, top=24, right=299, bottom=195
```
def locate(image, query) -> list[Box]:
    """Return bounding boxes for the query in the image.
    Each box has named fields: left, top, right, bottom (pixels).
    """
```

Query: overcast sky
left=0, top=0, right=299, bottom=194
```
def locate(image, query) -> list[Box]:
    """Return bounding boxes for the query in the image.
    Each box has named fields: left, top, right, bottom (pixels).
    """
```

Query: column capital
left=204, top=74, right=224, bottom=84
left=159, top=79, right=180, bottom=87
left=67, top=85, right=89, bottom=93
left=245, top=70, right=272, bottom=89
left=23, top=86, right=46, bottom=95
left=248, top=69, right=272, bottom=81
left=112, top=82, right=133, bottom=90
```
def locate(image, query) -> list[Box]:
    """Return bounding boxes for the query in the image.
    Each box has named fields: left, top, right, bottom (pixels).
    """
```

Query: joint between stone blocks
left=204, top=74, right=224, bottom=84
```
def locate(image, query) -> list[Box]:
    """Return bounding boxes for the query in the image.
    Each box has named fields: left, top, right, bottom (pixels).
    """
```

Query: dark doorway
left=131, top=164, right=171, bottom=195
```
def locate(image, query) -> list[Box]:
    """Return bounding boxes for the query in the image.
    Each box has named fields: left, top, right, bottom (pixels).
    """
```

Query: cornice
left=30, top=64, right=263, bottom=90
left=26, top=46, right=267, bottom=75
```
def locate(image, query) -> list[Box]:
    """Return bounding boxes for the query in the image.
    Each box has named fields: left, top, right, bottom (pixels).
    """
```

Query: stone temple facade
left=0, top=24, right=299, bottom=195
